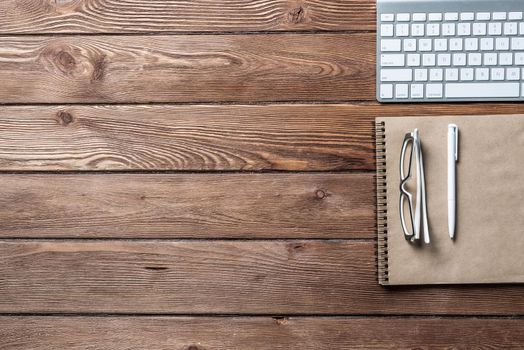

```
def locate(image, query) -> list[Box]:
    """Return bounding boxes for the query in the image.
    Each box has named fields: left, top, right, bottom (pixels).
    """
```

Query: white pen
left=448, top=124, right=458, bottom=240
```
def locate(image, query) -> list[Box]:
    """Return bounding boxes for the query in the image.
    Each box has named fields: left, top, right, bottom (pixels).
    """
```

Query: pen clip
left=449, top=124, right=458, bottom=161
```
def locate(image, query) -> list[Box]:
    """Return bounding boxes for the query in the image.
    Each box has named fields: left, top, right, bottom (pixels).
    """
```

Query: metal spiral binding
left=375, top=121, right=389, bottom=285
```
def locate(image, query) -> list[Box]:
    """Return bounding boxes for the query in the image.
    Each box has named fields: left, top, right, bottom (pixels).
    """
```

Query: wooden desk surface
left=1, top=1, right=523, bottom=349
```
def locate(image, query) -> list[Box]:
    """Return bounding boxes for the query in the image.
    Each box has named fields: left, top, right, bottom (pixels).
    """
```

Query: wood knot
left=286, top=242, right=306, bottom=257
left=55, top=50, right=76, bottom=72
left=273, top=317, right=289, bottom=326
left=288, top=6, right=306, bottom=24
left=315, top=189, right=327, bottom=199
left=51, top=0, right=81, bottom=13
left=91, top=54, right=107, bottom=82
left=56, top=111, right=74, bottom=126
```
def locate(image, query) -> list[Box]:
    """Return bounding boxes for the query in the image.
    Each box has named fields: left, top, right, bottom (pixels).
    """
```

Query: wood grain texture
left=0, top=105, right=374, bottom=171
left=2, top=240, right=524, bottom=314
left=3, top=104, right=524, bottom=171
left=0, top=0, right=375, bottom=34
left=3, top=317, right=524, bottom=350
left=0, top=173, right=374, bottom=238
left=0, top=34, right=374, bottom=103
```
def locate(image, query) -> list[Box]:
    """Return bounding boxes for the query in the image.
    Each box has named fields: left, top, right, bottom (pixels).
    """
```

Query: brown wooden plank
left=1, top=240, right=524, bottom=314
left=0, top=105, right=374, bottom=171
left=3, top=104, right=524, bottom=172
left=0, top=34, right=374, bottom=103
left=2, top=317, right=524, bottom=350
left=0, top=0, right=375, bottom=34
left=0, top=173, right=374, bottom=238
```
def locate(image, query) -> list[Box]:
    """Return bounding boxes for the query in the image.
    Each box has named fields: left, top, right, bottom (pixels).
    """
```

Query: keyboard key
left=426, top=83, right=443, bottom=98
left=493, top=12, right=507, bottom=21
left=438, top=53, right=451, bottom=66
left=445, top=83, right=519, bottom=98
left=397, top=13, right=410, bottom=22
left=492, top=68, right=505, bottom=80
left=412, top=23, right=425, bottom=36
left=468, top=53, right=482, bottom=66
left=445, top=12, right=459, bottom=21
left=430, top=68, right=443, bottom=81
left=380, top=69, right=413, bottom=82
left=511, top=38, right=524, bottom=50
left=411, top=84, right=424, bottom=98
left=460, top=68, right=474, bottom=81
left=507, top=68, right=521, bottom=80
left=427, top=23, right=440, bottom=36
left=465, top=38, right=479, bottom=51
left=381, top=39, right=402, bottom=52
left=460, top=12, right=474, bottom=21
left=504, top=22, right=518, bottom=35
left=381, top=54, right=405, bottom=67
left=414, top=69, right=428, bottom=81
left=381, top=14, right=394, bottom=22
left=428, top=13, right=442, bottom=21
left=396, top=23, right=409, bottom=37
left=515, top=53, right=524, bottom=65
left=509, top=12, right=523, bottom=20
left=413, top=13, right=427, bottom=22
left=521, top=23, right=524, bottom=34
left=484, top=53, right=497, bottom=66
left=442, top=23, right=456, bottom=36
left=380, top=24, right=394, bottom=37
left=500, top=53, right=513, bottom=66
left=407, top=54, right=421, bottom=66
left=450, top=38, right=463, bottom=51
left=380, top=84, right=393, bottom=99
left=435, top=38, right=448, bottom=51
left=473, top=22, right=487, bottom=35
left=395, top=84, right=409, bottom=98
left=476, top=12, right=490, bottom=21
left=480, top=38, right=494, bottom=51
left=404, top=39, right=417, bottom=52
left=488, top=22, right=502, bottom=35
left=423, top=54, right=436, bottom=66
left=452, top=53, right=466, bottom=66
left=419, top=39, right=432, bottom=51
left=496, top=37, right=510, bottom=50
left=458, top=22, right=471, bottom=35
left=475, top=68, right=490, bottom=81
left=445, top=68, right=459, bottom=81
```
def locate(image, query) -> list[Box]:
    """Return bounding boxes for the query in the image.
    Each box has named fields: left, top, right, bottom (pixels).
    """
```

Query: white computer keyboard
left=377, top=0, right=524, bottom=102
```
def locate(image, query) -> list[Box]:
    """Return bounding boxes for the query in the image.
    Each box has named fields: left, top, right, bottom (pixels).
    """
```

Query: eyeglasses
left=400, top=129, right=430, bottom=244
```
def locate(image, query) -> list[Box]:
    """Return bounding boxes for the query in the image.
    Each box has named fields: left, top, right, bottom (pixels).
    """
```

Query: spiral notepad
left=376, top=115, right=524, bottom=285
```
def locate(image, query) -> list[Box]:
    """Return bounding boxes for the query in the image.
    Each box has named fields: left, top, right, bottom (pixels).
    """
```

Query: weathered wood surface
left=2, top=316, right=524, bottom=350
left=0, top=173, right=374, bottom=238
left=0, top=34, right=374, bottom=103
left=2, top=104, right=524, bottom=171
left=2, top=240, right=524, bottom=315
left=0, top=105, right=373, bottom=171
left=0, top=0, right=375, bottom=34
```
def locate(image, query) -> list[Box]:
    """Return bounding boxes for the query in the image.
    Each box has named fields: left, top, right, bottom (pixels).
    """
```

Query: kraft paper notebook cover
left=376, top=114, right=524, bottom=285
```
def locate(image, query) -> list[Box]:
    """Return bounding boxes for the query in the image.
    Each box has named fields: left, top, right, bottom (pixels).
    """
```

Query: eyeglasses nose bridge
left=400, top=177, right=410, bottom=197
